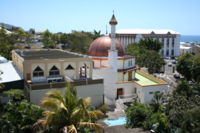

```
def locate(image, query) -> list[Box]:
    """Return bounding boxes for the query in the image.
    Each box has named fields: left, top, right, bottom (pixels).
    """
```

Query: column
left=174, top=35, right=180, bottom=56
left=169, top=38, right=172, bottom=56
left=75, top=61, right=79, bottom=79
left=159, top=38, right=162, bottom=56
left=163, top=38, right=167, bottom=58
left=89, top=61, right=92, bottom=78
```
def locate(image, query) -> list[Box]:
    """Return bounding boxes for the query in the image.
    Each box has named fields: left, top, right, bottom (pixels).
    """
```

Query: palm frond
left=41, top=97, right=59, bottom=110
left=88, top=110, right=104, bottom=119
left=32, top=119, right=46, bottom=131
left=65, top=124, right=77, bottom=133
left=84, top=97, right=91, bottom=106
left=79, top=122, right=102, bottom=132
left=47, top=90, right=65, bottom=104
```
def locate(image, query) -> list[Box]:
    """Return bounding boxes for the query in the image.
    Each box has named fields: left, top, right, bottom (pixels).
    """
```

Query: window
left=49, top=65, right=60, bottom=76
left=149, top=92, right=153, bottom=94
left=166, top=49, right=169, bottom=56
left=128, top=60, right=132, bottom=67
left=66, top=64, right=74, bottom=70
left=171, top=49, right=174, bottom=56
left=33, top=66, right=44, bottom=77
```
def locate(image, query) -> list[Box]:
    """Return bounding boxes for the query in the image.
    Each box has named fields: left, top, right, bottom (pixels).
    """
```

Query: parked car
left=172, top=60, right=176, bottom=64
left=168, top=63, right=172, bottom=67
left=174, top=74, right=180, bottom=79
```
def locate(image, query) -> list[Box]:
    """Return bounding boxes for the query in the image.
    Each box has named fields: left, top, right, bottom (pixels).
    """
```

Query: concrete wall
left=135, top=83, right=169, bottom=104
left=29, top=83, right=104, bottom=107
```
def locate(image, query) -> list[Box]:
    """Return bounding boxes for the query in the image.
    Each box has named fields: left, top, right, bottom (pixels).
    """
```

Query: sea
left=181, top=35, right=200, bottom=43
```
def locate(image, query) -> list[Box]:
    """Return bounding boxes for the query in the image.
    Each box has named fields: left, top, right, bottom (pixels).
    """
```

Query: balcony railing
left=25, top=75, right=103, bottom=90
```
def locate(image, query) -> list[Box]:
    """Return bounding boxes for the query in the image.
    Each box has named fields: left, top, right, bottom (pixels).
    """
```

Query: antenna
left=113, top=10, right=114, bottom=14
left=106, top=25, right=108, bottom=34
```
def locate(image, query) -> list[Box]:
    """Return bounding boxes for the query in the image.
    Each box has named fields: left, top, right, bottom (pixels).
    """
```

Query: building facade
left=115, top=29, right=180, bottom=58
left=88, top=14, right=169, bottom=107
left=12, top=49, right=104, bottom=107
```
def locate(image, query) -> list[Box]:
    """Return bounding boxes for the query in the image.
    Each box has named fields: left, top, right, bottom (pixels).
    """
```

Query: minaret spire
left=108, top=12, right=118, bottom=71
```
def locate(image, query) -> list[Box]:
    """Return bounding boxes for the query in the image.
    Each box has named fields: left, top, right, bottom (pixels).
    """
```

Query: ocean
left=180, top=35, right=200, bottom=43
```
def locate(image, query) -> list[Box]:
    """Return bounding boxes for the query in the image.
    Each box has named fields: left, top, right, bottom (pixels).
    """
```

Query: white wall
left=135, top=83, right=169, bottom=104
left=30, top=83, right=104, bottom=107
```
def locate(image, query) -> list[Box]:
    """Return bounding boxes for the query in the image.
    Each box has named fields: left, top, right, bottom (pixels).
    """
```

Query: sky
left=0, top=0, right=200, bottom=35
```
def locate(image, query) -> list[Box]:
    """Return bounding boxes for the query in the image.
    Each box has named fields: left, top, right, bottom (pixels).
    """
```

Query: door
left=116, top=88, right=123, bottom=99
left=128, top=71, right=132, bottom=81
left=26, top=73, right=31, bottom=80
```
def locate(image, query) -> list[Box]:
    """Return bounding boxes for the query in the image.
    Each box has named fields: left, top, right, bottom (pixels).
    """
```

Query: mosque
left=88, top=14, right=169, bottom=106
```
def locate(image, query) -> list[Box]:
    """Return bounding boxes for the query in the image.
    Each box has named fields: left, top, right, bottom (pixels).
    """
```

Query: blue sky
left=1, top=0, right=200, bottom=35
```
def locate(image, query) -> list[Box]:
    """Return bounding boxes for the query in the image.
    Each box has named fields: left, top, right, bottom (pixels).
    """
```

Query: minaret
left=108, top=13, right=118, bottom=71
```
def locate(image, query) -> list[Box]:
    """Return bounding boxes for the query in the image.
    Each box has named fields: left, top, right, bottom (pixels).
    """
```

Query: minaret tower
left=108, top=12, right=118, bottom=71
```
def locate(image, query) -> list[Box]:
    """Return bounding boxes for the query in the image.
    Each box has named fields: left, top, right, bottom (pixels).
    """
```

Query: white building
left=88, top=14, right=169, bottom=107
left=180, top=42, right=193, bottom=55
left=115, top=29, right=180, bottom=58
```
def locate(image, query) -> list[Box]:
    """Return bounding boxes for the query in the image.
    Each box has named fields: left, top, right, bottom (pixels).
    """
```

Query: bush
left=126, top=103, right=148, bottom=127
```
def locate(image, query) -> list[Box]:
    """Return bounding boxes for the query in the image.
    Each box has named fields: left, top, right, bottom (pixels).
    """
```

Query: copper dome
left=88, top=36, right=125, bottom=57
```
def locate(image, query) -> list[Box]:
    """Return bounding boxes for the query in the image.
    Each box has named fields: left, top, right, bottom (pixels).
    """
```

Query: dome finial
left=109, top=11, right=118, bottom=25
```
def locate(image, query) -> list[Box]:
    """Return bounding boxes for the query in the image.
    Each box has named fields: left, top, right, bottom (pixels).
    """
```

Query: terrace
left=132, top=70, right=167, bottom=86
left=25, top=75, right=103, bottom=90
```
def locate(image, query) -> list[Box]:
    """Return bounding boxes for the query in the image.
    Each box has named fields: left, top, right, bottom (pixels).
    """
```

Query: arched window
left=49, top=65, right=60, bottom=76
left=66, top=64, right=74, bottom=70
left=33, top=66, right=44, bottom=77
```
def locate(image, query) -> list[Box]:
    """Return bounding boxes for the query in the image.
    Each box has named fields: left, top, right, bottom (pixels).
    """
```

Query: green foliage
left=126, top=103, right=149, bottom=127
left=0, top=101, right=43, bottom=133
left=191, top=56, right=200, bottom=82
left=176, top=53, right=193, bottom=80
left=41, top=30, right=57, bottom=48
left=0, top=28, right=16, bottom=59
left=126, top=38, right=164, bottom=74
left=34, top=84, right=103, bottom=133
left=3, top=89, right=26, bottom=102
left=139, top=38, right=162, bottom=52
left=175, top=80, right=192, bottom=97
left=176, top=53, right=200, bottom=82
left=150, top=92, right=165, bottom=113
left=143, top=112, right=170, bottom=133
left=98, top=104, right=109, bottom=114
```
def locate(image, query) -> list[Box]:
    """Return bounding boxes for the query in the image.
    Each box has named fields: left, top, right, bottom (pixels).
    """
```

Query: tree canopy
left=126, top=38, right=165, bottom=74
left=176, top=53, right=200, bottom=82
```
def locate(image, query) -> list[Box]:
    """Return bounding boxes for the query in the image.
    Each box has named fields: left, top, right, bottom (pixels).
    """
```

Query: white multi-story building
left=115, top=29, right=180, bottom=58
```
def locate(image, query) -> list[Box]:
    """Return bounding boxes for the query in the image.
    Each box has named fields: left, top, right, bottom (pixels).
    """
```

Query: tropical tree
left=126, top=38, right=165, bottom=74
left=126, top=103, right=149, bottom=128
left=34, top=85, right=103, bottom=133
left=41, top=30, right=57, bottom=48
left=149, top=92, right=165, bottom=113
left=139, top=38, right=162, bottom=52
left=191, top=55, right=200, bottom=82
left=0, top=89, right=43, bottom=133
left=176, top=53, right=193, bottom=80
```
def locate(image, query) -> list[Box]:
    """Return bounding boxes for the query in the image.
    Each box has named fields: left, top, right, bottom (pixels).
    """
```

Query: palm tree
left=33, top=84, right=103, bottom=133
left=150, top=92, right=165, bottom=113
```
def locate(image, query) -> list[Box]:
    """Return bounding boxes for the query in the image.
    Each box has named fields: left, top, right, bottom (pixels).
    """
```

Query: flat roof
left=0, top=61, right=23, bottom=83
left=116, top=29, right=179, bottom=35
left=15, top=49, right=85, bottom=60
left=133, top=73, right=157, bottom=86
left=132, top=70, right=167, bottom=86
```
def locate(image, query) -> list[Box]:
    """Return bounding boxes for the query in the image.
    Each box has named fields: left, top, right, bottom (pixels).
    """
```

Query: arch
left=66, top=64, right=74, bottom=70
left=33, top=66, right=44, bottom=77
left=49, top=65, right=60, bottom=76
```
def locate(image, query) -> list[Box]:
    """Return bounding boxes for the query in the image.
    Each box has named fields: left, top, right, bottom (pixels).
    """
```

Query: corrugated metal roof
left=0, top=61, right=23, bottom=83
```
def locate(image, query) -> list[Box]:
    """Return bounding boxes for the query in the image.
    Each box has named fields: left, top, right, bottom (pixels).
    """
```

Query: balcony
left=25, top=75, right=103, bottom=90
